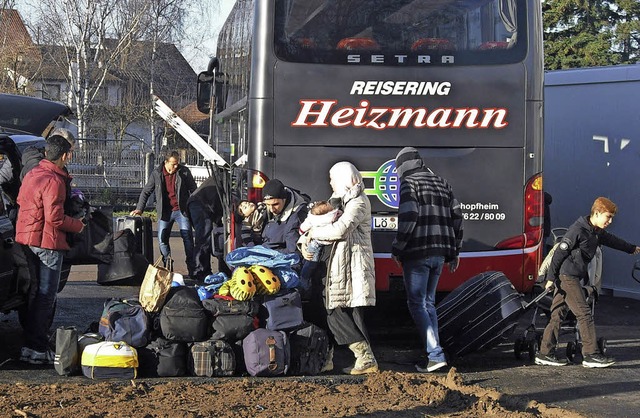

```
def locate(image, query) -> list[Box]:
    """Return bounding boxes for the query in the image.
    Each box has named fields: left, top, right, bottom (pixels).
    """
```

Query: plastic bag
left=225, top=245, right=300, bottom=269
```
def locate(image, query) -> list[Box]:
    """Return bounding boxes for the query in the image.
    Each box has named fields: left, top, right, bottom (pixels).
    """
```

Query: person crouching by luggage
left=536, top=197, right=640, bottom=368
left=300, top=162, right=379, bottom=375
left=16, top=135, right=85, bottom=365
left=186, top=176, right=224, bottom=282
left=391, top=147, right=463, bottom=373
left=131, top=150, right=197, bottom=277
left=260, top=179, right=309, bottom=254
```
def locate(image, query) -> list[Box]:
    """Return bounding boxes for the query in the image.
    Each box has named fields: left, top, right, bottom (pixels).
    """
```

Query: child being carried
left=300, top=200, right=343, bottom=261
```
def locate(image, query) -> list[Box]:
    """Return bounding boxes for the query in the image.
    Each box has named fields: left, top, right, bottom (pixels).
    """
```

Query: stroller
left=514, top=228, right=607, bottom=362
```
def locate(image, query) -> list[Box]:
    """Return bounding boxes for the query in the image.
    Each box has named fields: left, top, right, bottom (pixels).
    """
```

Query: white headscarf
left=329, top=161, right=364, bottom=203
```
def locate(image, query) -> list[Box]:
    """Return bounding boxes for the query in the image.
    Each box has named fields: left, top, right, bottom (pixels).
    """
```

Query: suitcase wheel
left=514, top=337, right=524, bottom=360
left=527, top=339, right=538, bottom=362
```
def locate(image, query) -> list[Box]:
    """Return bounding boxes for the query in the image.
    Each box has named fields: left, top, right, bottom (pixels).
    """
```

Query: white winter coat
left=307, top=191, right=376, bottom=310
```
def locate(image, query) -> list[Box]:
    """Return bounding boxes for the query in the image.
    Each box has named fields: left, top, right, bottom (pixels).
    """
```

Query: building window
left=94, top=86, right=108, bottom=103
left=42, top=83, right=60, bottom=101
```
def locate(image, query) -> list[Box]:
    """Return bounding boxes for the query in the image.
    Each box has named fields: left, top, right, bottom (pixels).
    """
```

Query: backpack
left=160, top=287, right=211, bottom=342
left=288, top=323, right=330, bottom=376
left=189, top=339, right=236, bottom=377
left=98, top=298, right=150, bottom=347
left=243, top=328, right=290, bottom=377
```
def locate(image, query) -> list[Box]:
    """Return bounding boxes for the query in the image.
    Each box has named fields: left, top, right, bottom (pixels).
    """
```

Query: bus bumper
left=374, top=247, right=541, bottom=294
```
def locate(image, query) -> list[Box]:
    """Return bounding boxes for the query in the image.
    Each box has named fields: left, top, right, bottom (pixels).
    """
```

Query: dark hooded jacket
left=548, top=215, right=635, bottom=281
left=261, top=187, right=309, bottom=253
left=391, top=147, right=463, bottom=263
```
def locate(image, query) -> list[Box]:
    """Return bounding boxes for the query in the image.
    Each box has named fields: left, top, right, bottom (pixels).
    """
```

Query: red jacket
left=16, top=159, right=84, bottom=250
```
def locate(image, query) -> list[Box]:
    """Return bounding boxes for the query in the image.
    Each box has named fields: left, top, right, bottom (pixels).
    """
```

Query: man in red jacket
left=16, top=135, right=85, bottom=365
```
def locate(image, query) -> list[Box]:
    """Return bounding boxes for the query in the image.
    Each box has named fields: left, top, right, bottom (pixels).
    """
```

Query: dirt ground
left=0, top=368, right=583, bottom=418
left=5, top=238, right=638, bottom=418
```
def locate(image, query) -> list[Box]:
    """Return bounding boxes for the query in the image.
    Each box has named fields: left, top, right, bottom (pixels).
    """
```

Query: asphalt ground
left=1, top=235, right=640, bottom=417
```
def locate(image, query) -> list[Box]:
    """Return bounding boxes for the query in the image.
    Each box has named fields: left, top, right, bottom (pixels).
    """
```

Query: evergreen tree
left=543, top=0, right=640, bottom=69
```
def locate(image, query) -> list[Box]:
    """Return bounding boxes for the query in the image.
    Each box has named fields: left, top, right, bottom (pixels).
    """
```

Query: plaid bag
left=189, top=339, right=236, bottom=377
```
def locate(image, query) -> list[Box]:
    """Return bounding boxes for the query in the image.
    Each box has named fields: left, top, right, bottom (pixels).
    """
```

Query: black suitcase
left=436, top=271, right=525, bottom=358
left=97, top=229, right=148, bottom=285
left=114, top=215, right=154, bottom=264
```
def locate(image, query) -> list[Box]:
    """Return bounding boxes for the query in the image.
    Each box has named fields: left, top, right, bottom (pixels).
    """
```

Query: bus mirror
left=197, top=71, right=214, bottom=114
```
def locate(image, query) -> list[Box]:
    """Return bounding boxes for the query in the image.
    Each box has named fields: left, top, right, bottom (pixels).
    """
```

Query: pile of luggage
left=54, top=245, right=331, bottom=379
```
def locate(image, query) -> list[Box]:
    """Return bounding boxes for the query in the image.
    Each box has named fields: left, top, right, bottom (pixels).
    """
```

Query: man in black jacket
left=131, top=150, right=197, bottom=276
left=536, top=197, right=640, bottom=368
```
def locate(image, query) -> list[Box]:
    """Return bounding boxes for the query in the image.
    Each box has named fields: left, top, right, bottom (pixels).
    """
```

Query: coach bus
left=197, top=0, right=545, bottom=293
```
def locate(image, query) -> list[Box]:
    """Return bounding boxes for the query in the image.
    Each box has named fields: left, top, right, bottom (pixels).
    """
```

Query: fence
left=68, top=138, right=210, bottom=208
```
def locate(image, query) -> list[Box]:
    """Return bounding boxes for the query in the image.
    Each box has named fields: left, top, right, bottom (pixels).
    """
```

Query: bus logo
left=361, top=160, right=400, bottom=209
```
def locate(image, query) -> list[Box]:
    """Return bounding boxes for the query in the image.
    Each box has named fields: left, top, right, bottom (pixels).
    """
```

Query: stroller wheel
left=575, top=342, right=583, bottom=362
left=514, top=337, right=524, bottom=359
left=566, top=341, right=577, bottom=362
left=598, top=337, right=608, bottom=355
left=528, top=339, right=538, bottom=361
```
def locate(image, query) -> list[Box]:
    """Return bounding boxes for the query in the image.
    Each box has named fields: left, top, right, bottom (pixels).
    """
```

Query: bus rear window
left=274, top=0, right=526, bottom=66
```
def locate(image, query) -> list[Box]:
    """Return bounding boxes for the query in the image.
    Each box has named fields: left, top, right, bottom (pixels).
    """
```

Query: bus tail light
left=248, top=170, right=268, bottom=202
left=496, top=174, right=543, bottom=249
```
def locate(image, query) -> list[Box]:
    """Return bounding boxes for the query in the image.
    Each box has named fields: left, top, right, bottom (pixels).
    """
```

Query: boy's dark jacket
left=549, top=215, right=635, bottom=281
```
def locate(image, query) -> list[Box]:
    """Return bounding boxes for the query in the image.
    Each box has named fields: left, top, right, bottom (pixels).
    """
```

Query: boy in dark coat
left=536, top=197, right=640, bottom=368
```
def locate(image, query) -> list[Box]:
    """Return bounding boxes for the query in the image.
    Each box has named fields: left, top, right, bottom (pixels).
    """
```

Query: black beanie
left=263, top=179, right=288, bottom=200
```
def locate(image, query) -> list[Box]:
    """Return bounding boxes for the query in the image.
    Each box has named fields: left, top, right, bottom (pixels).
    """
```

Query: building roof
left=177, top=101, right=210, bottom=127
left=0, top=9, right=33, bottom=48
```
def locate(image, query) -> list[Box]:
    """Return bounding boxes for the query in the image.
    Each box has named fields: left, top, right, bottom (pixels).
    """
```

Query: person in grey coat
left=131, top=150, right=197, bottom=276
left=300, top=161, right=378, bottom=375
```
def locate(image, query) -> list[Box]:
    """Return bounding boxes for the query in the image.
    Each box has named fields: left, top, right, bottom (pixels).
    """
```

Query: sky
left=10, top=0, right=237, bottom=72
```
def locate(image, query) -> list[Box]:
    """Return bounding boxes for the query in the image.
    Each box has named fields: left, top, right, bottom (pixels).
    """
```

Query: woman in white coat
left=301, top=161, right=378, bottom=375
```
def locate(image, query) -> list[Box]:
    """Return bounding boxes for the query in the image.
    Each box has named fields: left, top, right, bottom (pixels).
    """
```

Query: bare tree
left=31, top=0, right=149, bottom=138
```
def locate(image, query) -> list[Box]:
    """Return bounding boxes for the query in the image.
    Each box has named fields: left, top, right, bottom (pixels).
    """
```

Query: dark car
left=0, top=93, right=72, bottom=315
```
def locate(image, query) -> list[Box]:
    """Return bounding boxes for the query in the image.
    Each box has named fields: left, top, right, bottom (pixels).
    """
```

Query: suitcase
left=114, top=216, right=154, bottom=264
left=243, top=328, right=290, bottom=377
left=436, top=271, right=525, bottom=358
left=97, top=229, right=149, bottom=285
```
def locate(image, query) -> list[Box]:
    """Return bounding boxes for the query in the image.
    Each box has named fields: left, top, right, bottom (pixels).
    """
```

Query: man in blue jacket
left=260, top=179, right=309, bottom=254
left=131, top=150, right=197, bottom=276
